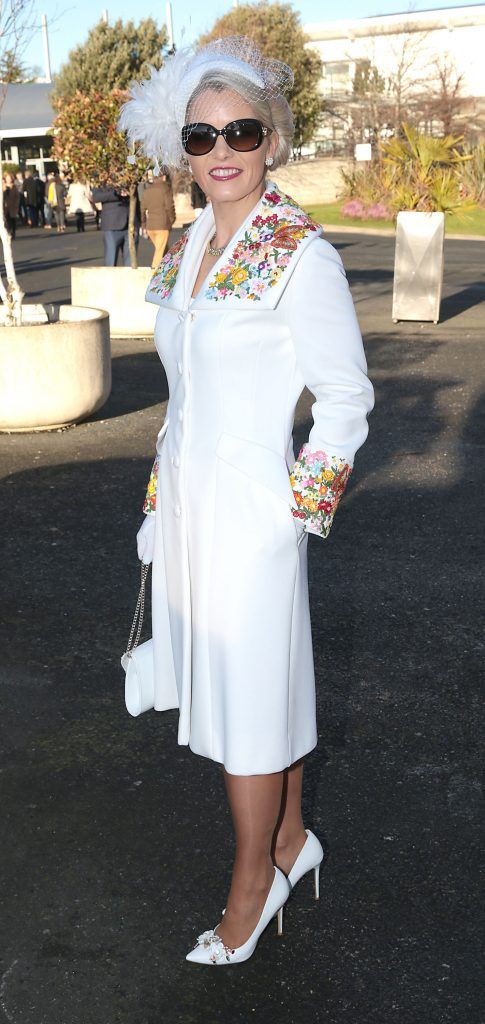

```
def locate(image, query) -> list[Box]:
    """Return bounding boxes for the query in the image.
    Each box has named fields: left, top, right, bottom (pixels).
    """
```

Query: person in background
left=3, top=173, right=20, bottom=238
left=91, top=183, right=140, bottom=265
left=23, top=171, right=38, bottom=227
left=15, top=172, right=26, bottom=224
left=190, top=178, right=207, bottom=219
left=44, top=171, right=55, bottom=228
left=34, top=172, right=45, bottom=227
left=140, top=170, right=176, bottom=268
left=67, top=179, right=94, bottom=232
left=48, top=172, right=67, bottom=233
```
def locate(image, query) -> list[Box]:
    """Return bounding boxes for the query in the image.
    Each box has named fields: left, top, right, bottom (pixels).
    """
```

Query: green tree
left=199, top=2, right=323, bottom=153
left=52, top=18, right=168, bottom=103
left=353, top=59, right=385, bottom=99
left=0, top=48, right=36, bottom=82
left=52, top=90, right=150, bottom=267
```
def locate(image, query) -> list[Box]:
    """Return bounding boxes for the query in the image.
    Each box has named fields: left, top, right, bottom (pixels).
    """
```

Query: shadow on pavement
left=439, top=282, right=485, bottom=323
left=90, top=350, right=169, bottom=422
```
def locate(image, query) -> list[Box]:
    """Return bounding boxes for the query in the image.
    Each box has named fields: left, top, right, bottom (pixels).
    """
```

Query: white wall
left=304, top=6, right=485, bottom=100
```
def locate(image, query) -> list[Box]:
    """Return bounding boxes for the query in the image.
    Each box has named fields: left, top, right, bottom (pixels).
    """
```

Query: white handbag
left=121, top=562, right=154, bottom=717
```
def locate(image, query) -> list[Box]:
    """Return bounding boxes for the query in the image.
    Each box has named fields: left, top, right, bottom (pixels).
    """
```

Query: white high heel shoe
left=186, top=866, right=290, bottom=965
left=286, top=829, right=325, bottom=898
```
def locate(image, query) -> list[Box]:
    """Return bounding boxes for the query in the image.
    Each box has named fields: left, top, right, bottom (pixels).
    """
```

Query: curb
left=319, top=223, right=485, bottom=242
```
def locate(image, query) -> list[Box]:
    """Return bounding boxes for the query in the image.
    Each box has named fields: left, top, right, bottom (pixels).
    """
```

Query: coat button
left=171, top=455, right=180, bottom=468
left=174, top=504, right=181, bottom=517
left=177, top=361, right=183, bottom=374
left=178, top=409, right=183, bottom=421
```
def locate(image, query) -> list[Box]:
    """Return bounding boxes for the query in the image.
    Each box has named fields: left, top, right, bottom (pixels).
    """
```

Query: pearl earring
left=265, top=156, right=274, bottom=167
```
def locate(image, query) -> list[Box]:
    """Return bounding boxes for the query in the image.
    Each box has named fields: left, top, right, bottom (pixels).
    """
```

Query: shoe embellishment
left=195, top=929, right=235, bottom=964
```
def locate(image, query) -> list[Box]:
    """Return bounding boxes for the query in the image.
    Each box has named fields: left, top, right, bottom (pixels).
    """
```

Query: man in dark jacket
left=34, top=172, right=45, bottom=227
left=91, top=186, right=140, bottom=266
left=23, top=171, right=38, bottom=227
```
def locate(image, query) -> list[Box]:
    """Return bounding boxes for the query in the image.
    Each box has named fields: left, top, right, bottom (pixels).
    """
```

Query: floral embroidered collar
left=145, top=182, right=322, bottom=310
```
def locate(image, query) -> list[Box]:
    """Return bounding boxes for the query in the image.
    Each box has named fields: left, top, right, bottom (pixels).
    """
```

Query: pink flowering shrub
left=341, top=199, right=391, bottom=221
left=366, top=202, right=392, bottom=220
left=341, top=199, right=366, bottom=219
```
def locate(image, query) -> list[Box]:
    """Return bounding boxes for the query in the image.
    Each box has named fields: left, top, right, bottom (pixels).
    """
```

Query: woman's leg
left=273, top=758, right=308, bottom=874
left=214, top=769, right=284, bottom=950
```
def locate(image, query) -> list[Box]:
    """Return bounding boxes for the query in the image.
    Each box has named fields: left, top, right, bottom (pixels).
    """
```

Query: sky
left=22, top=0, right=480, bottom=77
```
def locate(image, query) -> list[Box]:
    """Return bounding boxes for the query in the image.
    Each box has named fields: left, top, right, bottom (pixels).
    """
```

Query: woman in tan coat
left=140, top=173, right=176, bottom=268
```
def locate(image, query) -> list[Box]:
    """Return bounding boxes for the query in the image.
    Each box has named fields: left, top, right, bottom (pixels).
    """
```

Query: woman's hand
left=137, top=515, right=155, bottom=564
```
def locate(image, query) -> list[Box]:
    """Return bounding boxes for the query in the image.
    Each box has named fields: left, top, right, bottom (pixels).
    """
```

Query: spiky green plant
left=381, top=123, right=472, bottom=214
left=460, top=143, right=485, bottom=204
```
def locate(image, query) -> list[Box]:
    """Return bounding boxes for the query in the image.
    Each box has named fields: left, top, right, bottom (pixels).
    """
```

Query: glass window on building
left=323, top=62, right=352, bottom=97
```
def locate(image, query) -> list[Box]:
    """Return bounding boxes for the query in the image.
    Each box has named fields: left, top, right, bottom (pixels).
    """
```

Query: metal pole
left=41, top=14, right=52, bottom=84
left=166, top=2, right=174, bottom=51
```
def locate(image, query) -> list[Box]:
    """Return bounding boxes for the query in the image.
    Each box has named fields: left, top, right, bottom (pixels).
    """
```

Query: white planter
left=71, top=267, right=157, bottom=338
left=392, top=211, right=445, bottom=324
left=0, top=305, right=111, bottom=431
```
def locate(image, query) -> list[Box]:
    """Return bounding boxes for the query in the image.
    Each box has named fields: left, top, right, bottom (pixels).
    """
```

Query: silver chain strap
left=125, top=561, right=150, bottom=655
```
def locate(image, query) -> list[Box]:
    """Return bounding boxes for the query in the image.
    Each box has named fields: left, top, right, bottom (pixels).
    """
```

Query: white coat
left=66, top=182, right=94, bottom=215
left=142, top=182, right=374, bottom=775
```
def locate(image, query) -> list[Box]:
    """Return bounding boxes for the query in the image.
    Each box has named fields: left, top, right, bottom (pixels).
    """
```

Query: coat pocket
left=215, top=432, right=297, bottom=509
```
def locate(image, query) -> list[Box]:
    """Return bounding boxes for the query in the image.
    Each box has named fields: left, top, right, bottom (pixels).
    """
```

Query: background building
left=0, top=83, right=55, bottom=173
left=304, top=4, right=485, bottom=154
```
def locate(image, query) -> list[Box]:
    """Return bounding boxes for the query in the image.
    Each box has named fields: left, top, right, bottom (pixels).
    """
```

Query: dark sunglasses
left=181, top=118, right=272, bottom=157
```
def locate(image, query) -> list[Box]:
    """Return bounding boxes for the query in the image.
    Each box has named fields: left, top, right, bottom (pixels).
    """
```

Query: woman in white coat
left=120, top=38, right=374, bottom=966
left=66, top=180, right=94, bottom=232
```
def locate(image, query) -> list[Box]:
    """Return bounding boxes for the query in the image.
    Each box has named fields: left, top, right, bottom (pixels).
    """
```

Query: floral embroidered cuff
left=289, top=443, right=352, bottom=539
left=142, top=454, right=160, bottom=515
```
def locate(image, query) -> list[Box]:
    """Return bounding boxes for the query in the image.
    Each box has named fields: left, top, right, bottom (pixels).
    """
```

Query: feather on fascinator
left=118, top=36, right=294, bottom=171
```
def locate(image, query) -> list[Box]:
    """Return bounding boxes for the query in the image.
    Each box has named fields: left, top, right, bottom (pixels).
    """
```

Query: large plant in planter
left=384, top=126, right=472, bottom=324
left=340, top=124, right=472, bottom=221
left=52, top=90, right=149, bottom=267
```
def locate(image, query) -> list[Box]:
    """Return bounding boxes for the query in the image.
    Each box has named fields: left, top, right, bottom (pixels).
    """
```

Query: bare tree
left=421, top=56, right=466, bottom=136
left=320, top=26, right=432, bottom=153
left=384, top=26, right=431, bottom=131
left=0, top=0, right=37, bottom=323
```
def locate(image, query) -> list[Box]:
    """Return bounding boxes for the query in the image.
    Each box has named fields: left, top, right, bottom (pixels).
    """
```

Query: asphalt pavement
left=0, top=220, right=484, bottom=1024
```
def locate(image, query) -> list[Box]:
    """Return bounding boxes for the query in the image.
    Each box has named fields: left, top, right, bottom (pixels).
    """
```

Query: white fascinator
left=118, top=36, right=294, bottom=171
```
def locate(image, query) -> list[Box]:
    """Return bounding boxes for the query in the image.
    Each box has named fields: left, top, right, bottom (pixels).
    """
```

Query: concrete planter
left=71, top=267, right=157, bottom=338
left=392, top=211, right=445, bottom=323
left=0, top=305, right=111, bottom=432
